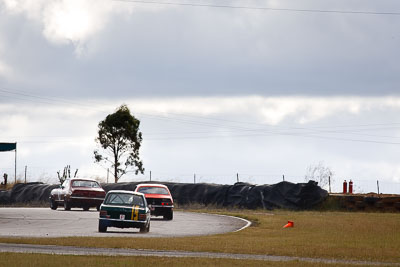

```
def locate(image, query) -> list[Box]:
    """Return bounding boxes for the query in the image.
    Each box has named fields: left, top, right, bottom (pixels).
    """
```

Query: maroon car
left=49, top=178, right=106, bottom=211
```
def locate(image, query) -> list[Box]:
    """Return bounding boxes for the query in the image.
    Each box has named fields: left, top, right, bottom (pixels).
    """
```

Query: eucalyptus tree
left=94, top=105, right=144, bottom=183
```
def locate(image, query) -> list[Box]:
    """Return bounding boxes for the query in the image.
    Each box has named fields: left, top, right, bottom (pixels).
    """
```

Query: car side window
left=92, top=182, right=101, bottom=188
left=131, top=195, right=144, bottom=207
left=141, top=196, right=147, bottom=207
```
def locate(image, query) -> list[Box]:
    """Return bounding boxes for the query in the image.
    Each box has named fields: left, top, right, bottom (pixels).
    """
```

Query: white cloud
left=2, top=0, right=135, bottom=55
left=126, top=96, right=400, bottom=125
left=3, top=96, right=400, bottom=136
left=42, top=0, right=110, bottom=54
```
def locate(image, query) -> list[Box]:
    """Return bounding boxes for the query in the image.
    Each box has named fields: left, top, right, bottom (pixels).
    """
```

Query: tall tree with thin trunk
left=94, top=105, right=144, bottom=183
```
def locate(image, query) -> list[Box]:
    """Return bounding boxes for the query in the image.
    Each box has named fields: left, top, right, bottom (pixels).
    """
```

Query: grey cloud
left=0, top=1, right=399, bottom=99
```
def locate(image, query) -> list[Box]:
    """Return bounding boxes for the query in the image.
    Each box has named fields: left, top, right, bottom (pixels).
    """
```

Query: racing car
left=98, top=190, right=151, bottom=233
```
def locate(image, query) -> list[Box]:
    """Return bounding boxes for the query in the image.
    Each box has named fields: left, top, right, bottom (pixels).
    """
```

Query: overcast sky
left=1, top=0, right=400, bottom=193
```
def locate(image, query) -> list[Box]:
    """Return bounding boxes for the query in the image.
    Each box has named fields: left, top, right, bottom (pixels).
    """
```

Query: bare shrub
left=304, top=161, right=333, bottom=191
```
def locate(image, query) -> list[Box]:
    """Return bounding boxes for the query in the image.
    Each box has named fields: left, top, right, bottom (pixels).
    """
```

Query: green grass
left=0, top=253, right=356, bottom=267
left=1, top=210, right=399, bottom=263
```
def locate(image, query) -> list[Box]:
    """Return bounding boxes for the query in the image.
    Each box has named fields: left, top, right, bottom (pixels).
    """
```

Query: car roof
left=136, top=183, right=169, bottom=188
left=106, top=190, right=144, bottom=196
left=68, top=178, right=99, bottom=182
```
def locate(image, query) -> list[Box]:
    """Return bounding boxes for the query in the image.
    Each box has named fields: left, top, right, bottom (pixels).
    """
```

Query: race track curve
left=0, top=208, right=250, bottom=238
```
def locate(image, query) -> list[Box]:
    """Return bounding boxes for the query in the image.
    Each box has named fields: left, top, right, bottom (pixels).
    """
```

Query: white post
left=14, top=143, right=17, bottom=184
left=107, top=168, right=109, bottom=183
left=377, top=180, right=380, bottom=195
left=329, top=176, right=331, bottom=193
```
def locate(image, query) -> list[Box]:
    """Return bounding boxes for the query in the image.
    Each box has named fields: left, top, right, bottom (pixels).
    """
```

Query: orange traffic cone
left=283, top=221, right=294, bottom=228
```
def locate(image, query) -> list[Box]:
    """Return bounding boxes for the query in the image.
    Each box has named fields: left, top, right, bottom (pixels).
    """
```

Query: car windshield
left=105, top=193, right=145, bottom=207
left=71, top=180, right=100, bottom=188
left=137, top=186, right=169, bottom=195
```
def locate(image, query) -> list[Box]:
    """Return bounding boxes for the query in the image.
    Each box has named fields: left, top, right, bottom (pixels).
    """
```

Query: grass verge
left=0, top=253, right=356, bottom=267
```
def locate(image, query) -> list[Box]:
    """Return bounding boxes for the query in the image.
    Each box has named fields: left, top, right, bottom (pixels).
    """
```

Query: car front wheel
left=50, top=199, right=57, bottom=210
left=64, top=199, right=71, bottom=211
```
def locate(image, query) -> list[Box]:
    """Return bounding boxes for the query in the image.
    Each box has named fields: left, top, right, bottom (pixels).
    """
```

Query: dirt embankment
left=326, top=193, right=400, bottom=212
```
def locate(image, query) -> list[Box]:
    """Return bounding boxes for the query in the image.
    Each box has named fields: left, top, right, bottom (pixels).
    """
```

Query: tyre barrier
left=0, top=180, right=328, bottom=210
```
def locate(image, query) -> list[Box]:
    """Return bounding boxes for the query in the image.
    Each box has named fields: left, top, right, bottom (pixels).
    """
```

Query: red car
left=135, top=183, right=174, bottom=220
left=49, top=178, right=106, bottom=211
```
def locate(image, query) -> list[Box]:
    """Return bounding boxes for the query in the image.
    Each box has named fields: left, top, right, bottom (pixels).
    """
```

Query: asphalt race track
left=0, top=208, right=250, bottom=238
